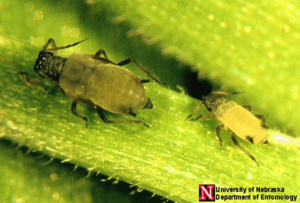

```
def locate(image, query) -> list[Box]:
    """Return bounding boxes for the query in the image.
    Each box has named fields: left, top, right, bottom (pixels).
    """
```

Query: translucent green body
left=213, top=98, right=267, bottom=144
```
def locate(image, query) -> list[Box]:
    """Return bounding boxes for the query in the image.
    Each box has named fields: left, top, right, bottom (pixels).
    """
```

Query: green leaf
left=0, top=140, right=162, bottom=202
left=0, top=0, right=299, bottom=202
left=0, top=140, right=97, bottom=202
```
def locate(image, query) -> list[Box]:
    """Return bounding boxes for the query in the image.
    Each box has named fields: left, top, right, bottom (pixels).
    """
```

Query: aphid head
left=203, top=93, right=222, bottom=111
left=33, top=38, right=87, bottom=83
left=34, top=51, right=64, bottom=83
left=34, top=51, right=53, bottom=77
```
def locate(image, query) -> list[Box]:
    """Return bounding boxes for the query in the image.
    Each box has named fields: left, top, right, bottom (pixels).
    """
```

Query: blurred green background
left=0, top=0, right=299, bottom=202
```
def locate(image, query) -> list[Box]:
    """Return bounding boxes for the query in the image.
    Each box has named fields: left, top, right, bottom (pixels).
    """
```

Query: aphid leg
left=128, top=110, right=137, bottom=117
left=19, top=72, right=47, bottom=92
left=190, top=114, right=213, bottom=121
left=141, top=79, right=150, bottom=84
left=97, top=108, right=149, bottom=128
left=117, top=58, right=161, bottom=84
left=95, top=49, right=109, bottom=60
left=255, top=115, right=269, bottom=129
left=71, top=101, right=88, bottom=128
left=216, top=124, right=223, bottom=147
left=186, top=103, right=204, bottom=120
left=231, top=135, right=259, bottom=166
left=212, top=91, right=244, bottom=96
left=176, top=85, right=186, bottom=94
left=230, top=91, right=244, bottom=95
left=19, top=72, right=41, bottom=84
left=243, top=105, right=252, bottom=111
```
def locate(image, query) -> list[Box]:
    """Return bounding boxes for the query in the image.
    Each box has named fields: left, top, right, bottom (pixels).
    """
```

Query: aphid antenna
left=45, top=38, right=89, bottom=52
left=186, top=102, right=205, bottom=120
left=231, top=91, right=244, bottom=95
left=212, top=91, right=244, bottom=96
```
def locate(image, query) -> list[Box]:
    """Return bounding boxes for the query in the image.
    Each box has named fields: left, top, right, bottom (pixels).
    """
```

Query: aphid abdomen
left=215, top=101, right=266, bottom=144
left=59, top=54, right=96, bottom=105
left=87, top=64, right=148, bottom=114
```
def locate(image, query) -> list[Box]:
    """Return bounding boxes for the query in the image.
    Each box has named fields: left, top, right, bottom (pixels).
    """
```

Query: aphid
left=20, top=38, right=161, bottom=127
left=187, top=91, right=269, bottom=166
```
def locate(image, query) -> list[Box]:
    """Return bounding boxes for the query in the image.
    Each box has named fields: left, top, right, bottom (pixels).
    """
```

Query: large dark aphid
left=20, top=38, right=161, bottom=127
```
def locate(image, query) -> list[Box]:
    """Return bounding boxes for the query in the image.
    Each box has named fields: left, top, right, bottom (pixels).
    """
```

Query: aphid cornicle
left=187, top=91, right=269, bottom=166
left=20, top=38, right=161, bottom=127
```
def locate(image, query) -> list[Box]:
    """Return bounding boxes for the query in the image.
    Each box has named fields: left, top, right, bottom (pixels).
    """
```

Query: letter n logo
left=199, top=184, right=215, bottom=201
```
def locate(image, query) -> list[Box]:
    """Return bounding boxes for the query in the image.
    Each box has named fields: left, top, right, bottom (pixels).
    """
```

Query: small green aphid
left=20, top=38, right=161, bottom=127
left=187, top=91, right=269, bottom=166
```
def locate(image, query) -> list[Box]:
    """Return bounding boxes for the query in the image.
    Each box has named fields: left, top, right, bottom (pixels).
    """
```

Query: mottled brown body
left=26, top=38, right=158, bottom=127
